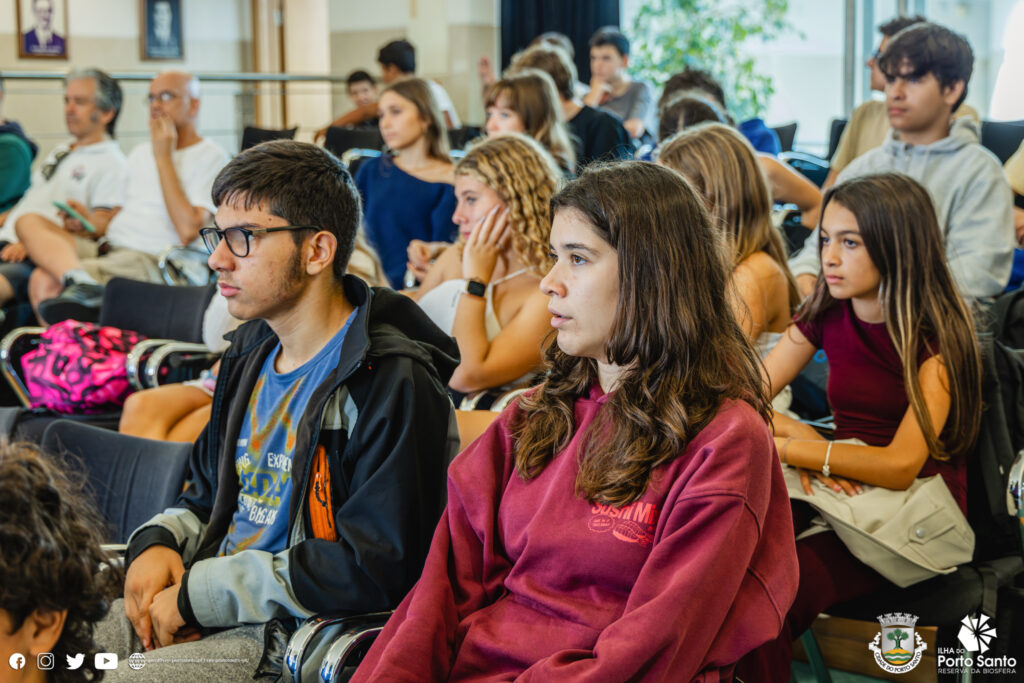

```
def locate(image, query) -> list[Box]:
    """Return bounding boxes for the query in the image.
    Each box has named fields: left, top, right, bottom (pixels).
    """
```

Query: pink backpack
left=21, top=320, right=146, bottom=414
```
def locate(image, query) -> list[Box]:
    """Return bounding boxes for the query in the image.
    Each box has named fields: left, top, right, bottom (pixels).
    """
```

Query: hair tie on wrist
left=823, top=440, right=834, bottom=478
left=781, top=437, right=792, bottom=465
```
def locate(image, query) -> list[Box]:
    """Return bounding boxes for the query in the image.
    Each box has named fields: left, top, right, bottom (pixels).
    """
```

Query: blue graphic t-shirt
left=219, top=311, right=356, bottom=556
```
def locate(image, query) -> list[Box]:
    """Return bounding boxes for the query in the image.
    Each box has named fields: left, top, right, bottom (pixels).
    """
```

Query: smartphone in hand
left=52, top=200, right=97, bottom=234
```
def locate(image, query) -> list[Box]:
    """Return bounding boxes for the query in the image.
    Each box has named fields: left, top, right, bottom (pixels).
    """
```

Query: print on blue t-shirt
left=219, top=311, right=356, bottom=556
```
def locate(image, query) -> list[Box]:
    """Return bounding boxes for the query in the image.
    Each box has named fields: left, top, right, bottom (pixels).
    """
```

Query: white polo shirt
left=428, top=80, right=461, bottom=129
left=104, top=138, right=229, bottom=255
left=0, top=138, right=127, bottom=242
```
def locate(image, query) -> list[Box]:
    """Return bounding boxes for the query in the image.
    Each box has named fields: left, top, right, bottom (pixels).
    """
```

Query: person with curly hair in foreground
left=0, top=442, right=119, bottom=682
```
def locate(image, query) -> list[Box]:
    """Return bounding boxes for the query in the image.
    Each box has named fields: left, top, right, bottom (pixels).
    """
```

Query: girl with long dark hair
left=353, top=161, right=798, bottom=681
left=740, top=172, right=983, bottom=679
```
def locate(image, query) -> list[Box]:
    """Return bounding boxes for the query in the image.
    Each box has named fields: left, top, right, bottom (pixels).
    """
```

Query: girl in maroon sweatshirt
left=354, top=161, right=799, bottom=682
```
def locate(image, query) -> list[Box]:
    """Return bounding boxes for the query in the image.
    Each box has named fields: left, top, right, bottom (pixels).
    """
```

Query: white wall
left=0, top=0, right=252, bottom=161
left=328, top=0, right=498, bottom=126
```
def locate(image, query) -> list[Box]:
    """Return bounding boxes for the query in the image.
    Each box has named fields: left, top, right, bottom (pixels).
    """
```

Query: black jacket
left=126, top=276, right=460, bottom=627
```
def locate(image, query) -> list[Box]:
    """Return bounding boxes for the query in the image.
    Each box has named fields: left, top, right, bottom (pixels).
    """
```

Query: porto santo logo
left=937, top=612, right=1018, bottom=676
left=958, top=614, right=997, bottom=653
left=868, top=612, right=926, bottom=673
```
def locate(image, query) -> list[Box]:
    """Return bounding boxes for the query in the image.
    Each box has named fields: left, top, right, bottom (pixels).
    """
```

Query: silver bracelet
left=822, top=441, right=834, bottom=478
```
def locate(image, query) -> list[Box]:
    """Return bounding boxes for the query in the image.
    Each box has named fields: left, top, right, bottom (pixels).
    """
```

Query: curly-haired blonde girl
left=453, top=134, right=559, bottom=274
left=414, top=133, right=563, bottom=396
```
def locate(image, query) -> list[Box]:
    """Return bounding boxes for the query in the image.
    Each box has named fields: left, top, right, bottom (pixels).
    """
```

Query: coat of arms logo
left=868, top=612, right=927, bottom=673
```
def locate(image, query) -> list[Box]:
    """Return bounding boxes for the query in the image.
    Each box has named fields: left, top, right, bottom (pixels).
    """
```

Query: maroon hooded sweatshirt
left=354, top=384, right=799, bottom=681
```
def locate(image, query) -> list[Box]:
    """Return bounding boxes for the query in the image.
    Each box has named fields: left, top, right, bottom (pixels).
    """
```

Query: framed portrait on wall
left=140, top=0, right=183, bottom=61
left=16, top=0, right=68, bottom=59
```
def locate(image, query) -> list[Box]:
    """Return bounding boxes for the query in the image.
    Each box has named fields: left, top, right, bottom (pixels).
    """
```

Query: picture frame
left=16, top=0, right=68, bottom=60
left=140, top=0, right=183, bottom=61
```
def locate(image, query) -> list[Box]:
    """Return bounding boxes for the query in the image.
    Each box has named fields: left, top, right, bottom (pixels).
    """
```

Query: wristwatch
left=465, top=279, right=487, bottom=297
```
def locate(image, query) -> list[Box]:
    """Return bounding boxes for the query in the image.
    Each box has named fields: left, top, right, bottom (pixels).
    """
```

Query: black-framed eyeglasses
left=200, top=225, right=320, bottom=257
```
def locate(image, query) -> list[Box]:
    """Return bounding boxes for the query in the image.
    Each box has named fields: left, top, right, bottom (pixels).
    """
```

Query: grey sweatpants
left=93, top=599, right=264, bottom=682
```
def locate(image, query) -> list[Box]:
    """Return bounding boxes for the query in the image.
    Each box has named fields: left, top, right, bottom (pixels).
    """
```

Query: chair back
left=980, top=119, right=1024, bottom=165
left=41, top=420, right=191, bottom=543
left=99, top=278, right=215, bottom=343
left=771, top=122, right=798, bottom=152
left=448, top=126, right=482, bottom=150
left=241, top=126, right=298, bottom=152
left=324, top=126, right=384, bottom=159
left=826, top=117, right=847, bottom=161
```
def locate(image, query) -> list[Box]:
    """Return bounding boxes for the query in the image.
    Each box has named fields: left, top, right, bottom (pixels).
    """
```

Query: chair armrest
left=340, top=148, right=382, bottom=167
left=779, top=151, right=830, bottom=188
left=126, top=339, right=178, bottom=391
left=285, top=614, right=361, bottom=680
left=157, top=245, right=215, bottom=287
left=317, top=612, right=392, bottom=682
left=779, top=150, right=828, bottom=166
left=142, top=342, right=217, bottom=389
left=0, top=326, right=46, bottom=408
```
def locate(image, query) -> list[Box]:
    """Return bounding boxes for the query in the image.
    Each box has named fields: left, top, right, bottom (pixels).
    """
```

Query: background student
left=354, top=77, right=456, bottom=287
left=484, top=69, right=577, bottom=175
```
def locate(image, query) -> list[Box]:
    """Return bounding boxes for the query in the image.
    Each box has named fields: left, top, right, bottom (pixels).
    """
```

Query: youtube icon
left=95, top=653, right=118, bottom=670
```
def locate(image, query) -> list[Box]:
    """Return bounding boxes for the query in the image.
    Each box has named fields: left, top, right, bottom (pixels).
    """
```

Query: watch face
left=466, top=280, right=487, bottom=297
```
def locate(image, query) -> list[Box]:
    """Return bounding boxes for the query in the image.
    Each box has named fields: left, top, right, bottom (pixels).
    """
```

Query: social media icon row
left=7, top=652, right=116, bottom=670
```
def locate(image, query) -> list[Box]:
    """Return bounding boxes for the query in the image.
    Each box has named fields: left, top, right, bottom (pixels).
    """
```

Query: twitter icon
left=66, top=653, right=84, bottom=670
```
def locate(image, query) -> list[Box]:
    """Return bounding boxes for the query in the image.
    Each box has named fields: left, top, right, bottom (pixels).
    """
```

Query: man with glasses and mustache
left=0, top=68, right=125, bottom=311
left=26, top=70, right=228, bottom=323
left=92, top=140, right=459, bottom=681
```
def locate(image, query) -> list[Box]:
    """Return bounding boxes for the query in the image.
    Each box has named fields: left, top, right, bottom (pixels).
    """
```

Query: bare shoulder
left=493, top=272, right=546, bottom=327
left=736, top=252, right=786, bottom=285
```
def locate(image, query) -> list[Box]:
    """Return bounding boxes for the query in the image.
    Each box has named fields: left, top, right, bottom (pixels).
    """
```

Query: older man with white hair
left=24, top=70, right=228, bottom=322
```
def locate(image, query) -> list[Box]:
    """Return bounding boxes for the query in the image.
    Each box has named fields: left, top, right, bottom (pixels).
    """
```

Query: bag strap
left=978, top=564, right=999, bottom=618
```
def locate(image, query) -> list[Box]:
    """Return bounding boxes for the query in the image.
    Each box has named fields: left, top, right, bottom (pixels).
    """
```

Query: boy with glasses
left=94, top=140, right=459, bottom=680
left=0, top=68, right=125, bottom=309
left=25, top=70, right=228, bottom=323
left=790, top=22, right=1014, bottom=301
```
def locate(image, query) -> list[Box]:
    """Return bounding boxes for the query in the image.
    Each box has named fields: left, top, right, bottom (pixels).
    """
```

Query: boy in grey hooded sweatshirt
left=790, top=22, right=1014, bottom=300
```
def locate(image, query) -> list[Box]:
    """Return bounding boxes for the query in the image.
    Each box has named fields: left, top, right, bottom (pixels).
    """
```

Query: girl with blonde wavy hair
left=414, top=133, right=561, bottom=396
left=658, top=122, right=800, bottom=357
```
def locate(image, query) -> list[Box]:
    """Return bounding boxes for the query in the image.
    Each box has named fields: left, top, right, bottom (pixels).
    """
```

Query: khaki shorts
left=73, top=235, right=100, bottom=260
left=80, top=247, right=163, bottom=285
